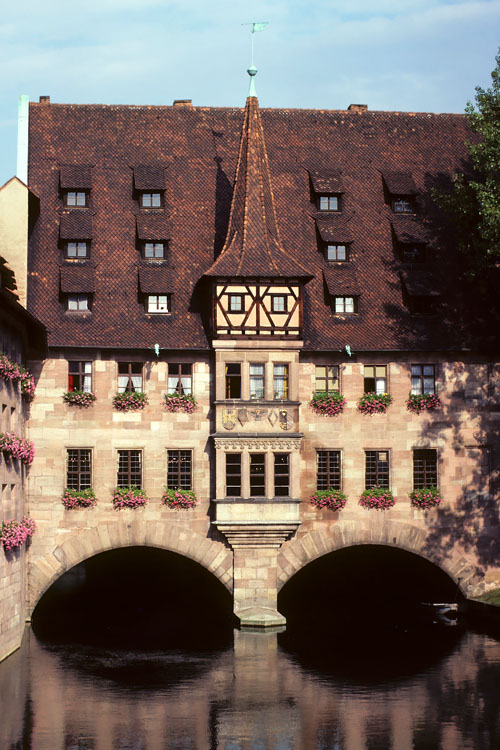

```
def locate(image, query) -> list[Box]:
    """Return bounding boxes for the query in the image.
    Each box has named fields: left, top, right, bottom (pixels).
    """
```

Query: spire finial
left=242, top=22, right=269, bottom=97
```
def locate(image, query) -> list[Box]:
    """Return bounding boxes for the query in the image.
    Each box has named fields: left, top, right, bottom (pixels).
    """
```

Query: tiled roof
left=309, top=170, right=344, bottom=194
left=316, top=216, right=354, bottom=243
left=133, top=165, right=166, bottom=191
left=60, top=265, right=96, bottom=293
left=400, top=269, right=441, bottom=297
left=323, top=265, right=360, bottom=296
left=391, top=218, right=428, bottom=244
left=136, top=215, right=171, bottom=240
left=59, top=165, right=92, bottom=189
left=59, top=213, right=93, bottom=239
left=27, top=100, right=481, bottom=351
left=383, top=171, right=417, bottom=195
left=138, top=266, right=174, bottom=294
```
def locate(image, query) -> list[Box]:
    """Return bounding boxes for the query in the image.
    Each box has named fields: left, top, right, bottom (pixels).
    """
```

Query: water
left=1, top=618, right=500, bottom=749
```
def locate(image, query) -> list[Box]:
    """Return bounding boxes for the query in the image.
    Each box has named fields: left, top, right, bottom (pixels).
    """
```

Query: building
left=0, top=69, right=497, bottom=639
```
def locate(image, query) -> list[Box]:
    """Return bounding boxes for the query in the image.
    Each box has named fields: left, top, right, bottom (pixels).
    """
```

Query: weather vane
left=242, top=22, right=269, bottom=96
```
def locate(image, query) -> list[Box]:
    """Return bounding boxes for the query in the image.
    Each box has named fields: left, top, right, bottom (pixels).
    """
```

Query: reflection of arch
left=28, top=522, right=233, bottom=614
left=277, top=520, right=482, bottom=597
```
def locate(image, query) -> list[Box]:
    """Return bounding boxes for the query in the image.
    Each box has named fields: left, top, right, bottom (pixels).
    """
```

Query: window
left=140, top=192, right=162, bottom=208
left=410, top=296, right=437, bottom=315
left=147, top=294, right=169, bottom=313
left=167, top=450, right=192, bottom=490
left=413, top=449, right=438, bottom=489
left=318, top=194, right=341, bottom=212
left=168, top=363, right=192, bottom=396
left=250, top=453, right=266, bottom=496
left=333, top=296, right=356, bottom=314
left=271, top=295, right=287, bottom=312
left=67, top=449, right=91, bottom=490
left=315, top=365, right=339, bottom=393
left=364, top=365, right=387, bottom=395
left=118, top=362, right=143, bottom=393
left=225, top=363, right=241, bottom=399
left=229, top=294, right=244, bottom=312
left=392, top=197, right=413, bottom=214
left=67, top=294, right=89, bottom=311
left=65, top=241, right=89, bottom=259
left=273, top=364, right=289, bottom=400
left=64, top=191, right=88, bottom=208
left=226, top=454, right=242, bottom=496
left=68, top=361, right=92, bottom=393
left=274, top=453, right=290, bottom=496
left=411, top=364, right=436, bottom=395
left=317, top=450, right=341, bottom=490
left=326, top=244, right=348, bottom=262
left=143, top=242, right=166, bottom=259
left=250, top=364, right=265, bottom=399
left=365, top=450, right=390, bottom=488
left=117, top=450, right=142, bottom=487
left=402, top=244, right=425, bottom=263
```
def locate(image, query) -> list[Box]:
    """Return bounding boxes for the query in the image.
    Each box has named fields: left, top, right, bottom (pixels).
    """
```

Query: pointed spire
left=206, top=76, right=310, bottom=279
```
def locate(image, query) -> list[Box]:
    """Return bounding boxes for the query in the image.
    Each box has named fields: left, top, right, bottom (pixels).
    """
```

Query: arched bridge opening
left=31, top=546, right=234, bottom=649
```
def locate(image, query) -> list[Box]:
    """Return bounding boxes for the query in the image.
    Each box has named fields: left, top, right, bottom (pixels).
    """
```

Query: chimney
left=348, top=104, right=368, bottom=112
left=39, top=96, right=50, bottom=105
left=173, top=99, right=193, bottom=107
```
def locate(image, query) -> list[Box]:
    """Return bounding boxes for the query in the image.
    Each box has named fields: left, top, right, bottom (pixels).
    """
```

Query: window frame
left=64, top=240, right=89, bottom=259
left=315, top=364, right=340, bottom=394
left=66, top=293, right=90, bottom=312
left=392, top=197, right=414, bottom=214
left=413, top=449, right=438, bottom=489
left=225, top=453, right=242, bottom=497
left=167, top=449, right=193, bottom=491
left=365, top=450, right=390, bottom=489
left=274, top=453, right=290, bottom=497
left=66, top=448, right=92, bottom=490
left=249, top=363, right=265, bottom=400
left=271, top=295, right=287, bottom=313
left=117, top=449, right=142, bottom=488
left=411, top=364, right=436, bottom=395
left=146, top=294, right=170, bottom=314
left=325, top=244, right=348, bottom=262
left=250, top=453, right=266, bottom=497
left=317, top=450, right=341, bottom=491
left=273, top=364, right=289, bottom=400
left=228, top=294, right=245, bottom=313
left=143, top=241, right=166, bottom=259
left=167, top=363, right=192, bottom=396
left=333, top=296, right=357, bottom=315
left=225, top=363, right=242, bottom=399
left=139, top=191, right=163, bottom=209
left=318, top=194, right=341, bottom=212
left=401, top=244, right=425, bottom=263
left=364, top=365, right=387, bottom=395
left=117, top=362, right=143, bottom=393
left=68, top=361, right=92, bottom=393
left=64, top=190, right=89, bottom=208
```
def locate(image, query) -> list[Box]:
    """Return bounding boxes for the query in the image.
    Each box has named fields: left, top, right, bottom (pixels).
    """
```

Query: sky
left=1, top=0, right=500, bottom=186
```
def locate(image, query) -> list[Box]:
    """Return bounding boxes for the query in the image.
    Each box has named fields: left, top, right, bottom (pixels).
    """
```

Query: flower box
left=1, top=516, right=36, bottom=551
left=63, top=390, right=97, bottom=407
left=406, top=393, right=442, bottom=414
left=112, top=486, right=148, bottom=510
left=309, top=391, right=346, bottom=416
left=310, top=488, right=347, bottom=511
left=62, top=488, right=97, bottom=509
left=161, top=487, right=198, bottom=510
left=0, top=353, right=36, bottom=400
left=358, top=392, right=392, bottom=415
left=359, top=486, right=395, bottom=510
left=164, top=393, right=197, bottom=413
left=0, top=432, right=35, bottom=465
left=409, top=486, right=442, bottom=509
left=112, top=392, right=148, bottom=411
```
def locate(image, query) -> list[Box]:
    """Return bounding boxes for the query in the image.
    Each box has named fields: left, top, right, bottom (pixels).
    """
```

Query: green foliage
left=476, top=588, right=500, bottom=607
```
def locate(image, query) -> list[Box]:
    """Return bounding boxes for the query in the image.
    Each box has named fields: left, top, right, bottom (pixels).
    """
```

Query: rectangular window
left=66, top=449, right=92, bottom=490
left=315, top=365, right=339, bottom=393
left=326, top=244, right=347, bottom=262
left=334, top=296, right=356, bottom=314
left=143, top=242, right=166, bottom=259
left=413, top=449, right=438, bottom=489
left=117, top=450, right=142, bottom=488
left=319, top=195, right=340, bottom=212
left=317, top=450, right=341, bottom=490
left=167, top=450, right=192, bottom=490
left=225, top=363, right=241, bottom=399
left=168, top=363, right=192, bottom=396
left=273, top=364, right=289, bottom=400
left=250, top=453, right=266, bottom=496
left=225, top=453, right=242, bottom=497
left=64, top=191, right=88, bottom=208
left=402, top=245, right=425, bottom=263
left=65, top=241, right=89, bottom=259
left=67, top=294, right=89, bottom=311
left=68, top=361, right=92, bottom=393
left=274, top=453, right=290, bottom=496
left=118, top=362, right=143, bottom=393
left=392, top=197, right=413, bottom=213
left=271, top=295, right=287, bottom=312
left=229, top=294, right=244, bottom=312
left=140, top=192, right=162, bottom=208
left=249, top=363, right=265, bottom=399
left=365, top=450, right=390, bottom=489
left=147, top=294, right=169, bottom=313
left=411, top=364, right=436, bottom=395
left=364, top=365, right=387, bottom=395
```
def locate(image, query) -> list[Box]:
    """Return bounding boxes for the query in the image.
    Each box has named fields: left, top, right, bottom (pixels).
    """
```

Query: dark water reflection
left=1, top=620, right=500, bottom=749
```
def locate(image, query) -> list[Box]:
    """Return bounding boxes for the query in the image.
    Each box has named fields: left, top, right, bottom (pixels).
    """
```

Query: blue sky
left=1, top=0, right=500, bottom=186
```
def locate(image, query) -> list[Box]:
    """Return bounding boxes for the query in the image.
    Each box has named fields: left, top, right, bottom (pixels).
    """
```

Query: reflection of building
left=0, top=68, right=499, bottom=654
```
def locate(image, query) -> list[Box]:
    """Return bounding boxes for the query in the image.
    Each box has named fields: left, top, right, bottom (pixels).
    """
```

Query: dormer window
left=383, top=172, right=417, bottom=214
left=59, top=165, right=92, bottom=209
left=229, top=294, right=244, bottom=312
left=402, top=244, right=425, bottom=263
left=318, top=194, right=341, bottom=212
left=143, top=242, right=166, bottom=259
left=326, top=244, right=348, bottom=262
left=146, top=294, right=170, bottom=313
left=140, top=192, right=162, bottom=209
left=65, top=241, right=89, bottom=259
left=271, top=295, right=287, bottom=312
left=309, top=169, right=344, bottom=213
left=67, top=293, right=90, bottom=312
left=134, top=165, right=166, bottom=210
left=64, top=191, right=89, bottom=208
left=392, top=197, right=414, bottom=214
left=333, top=296, right=357, bottom=314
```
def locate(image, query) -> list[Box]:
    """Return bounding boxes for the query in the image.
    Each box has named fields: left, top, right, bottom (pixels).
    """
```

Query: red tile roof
left=60, top=265, right=96, bottom=293
left=59, top=164, right=92, bottom=189
left=59, top=213, right=93, bottom=239
left=383, top=171, right=417, bottom=195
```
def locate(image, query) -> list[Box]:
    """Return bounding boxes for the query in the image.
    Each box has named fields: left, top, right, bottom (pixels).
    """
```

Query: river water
left=1, top=616, right=499, bottom=750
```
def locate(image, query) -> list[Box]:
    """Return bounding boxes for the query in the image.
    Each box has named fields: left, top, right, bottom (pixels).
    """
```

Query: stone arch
left=277, top=519, right=483, bottom=598
left=28, top=521, right=233, bottom=615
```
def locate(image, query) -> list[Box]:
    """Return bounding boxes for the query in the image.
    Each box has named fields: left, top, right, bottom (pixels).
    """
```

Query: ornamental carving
left=214, top=437, right=302, bottom=451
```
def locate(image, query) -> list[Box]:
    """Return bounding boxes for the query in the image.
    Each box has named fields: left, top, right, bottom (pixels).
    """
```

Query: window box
left=161, top=487, right=198, bottom=510
left=0, top=516, right=36, bottom=551
left=112, top=486, right=148, bottom=510
left=406, top=393, right=441, bottom=414
left=409, top=486, right=442, bottom=509
left=309, top=391, right=346, bottom=416
left=358, top=392, right=392, bottom=414
left=0, top=432, right=35, bottom=465
left=164, top=392, right=197, bottom=413
left=62, top=488, right=97, bottom=510
left=112, top=391, right=148, bottom=411
left=63, top=390, right=96, bottom=407
left=0, top=353, right=36, bottom=400
left=310, top=489, right=347, bottom=512
left=359, top=487, right=395, bottom=510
